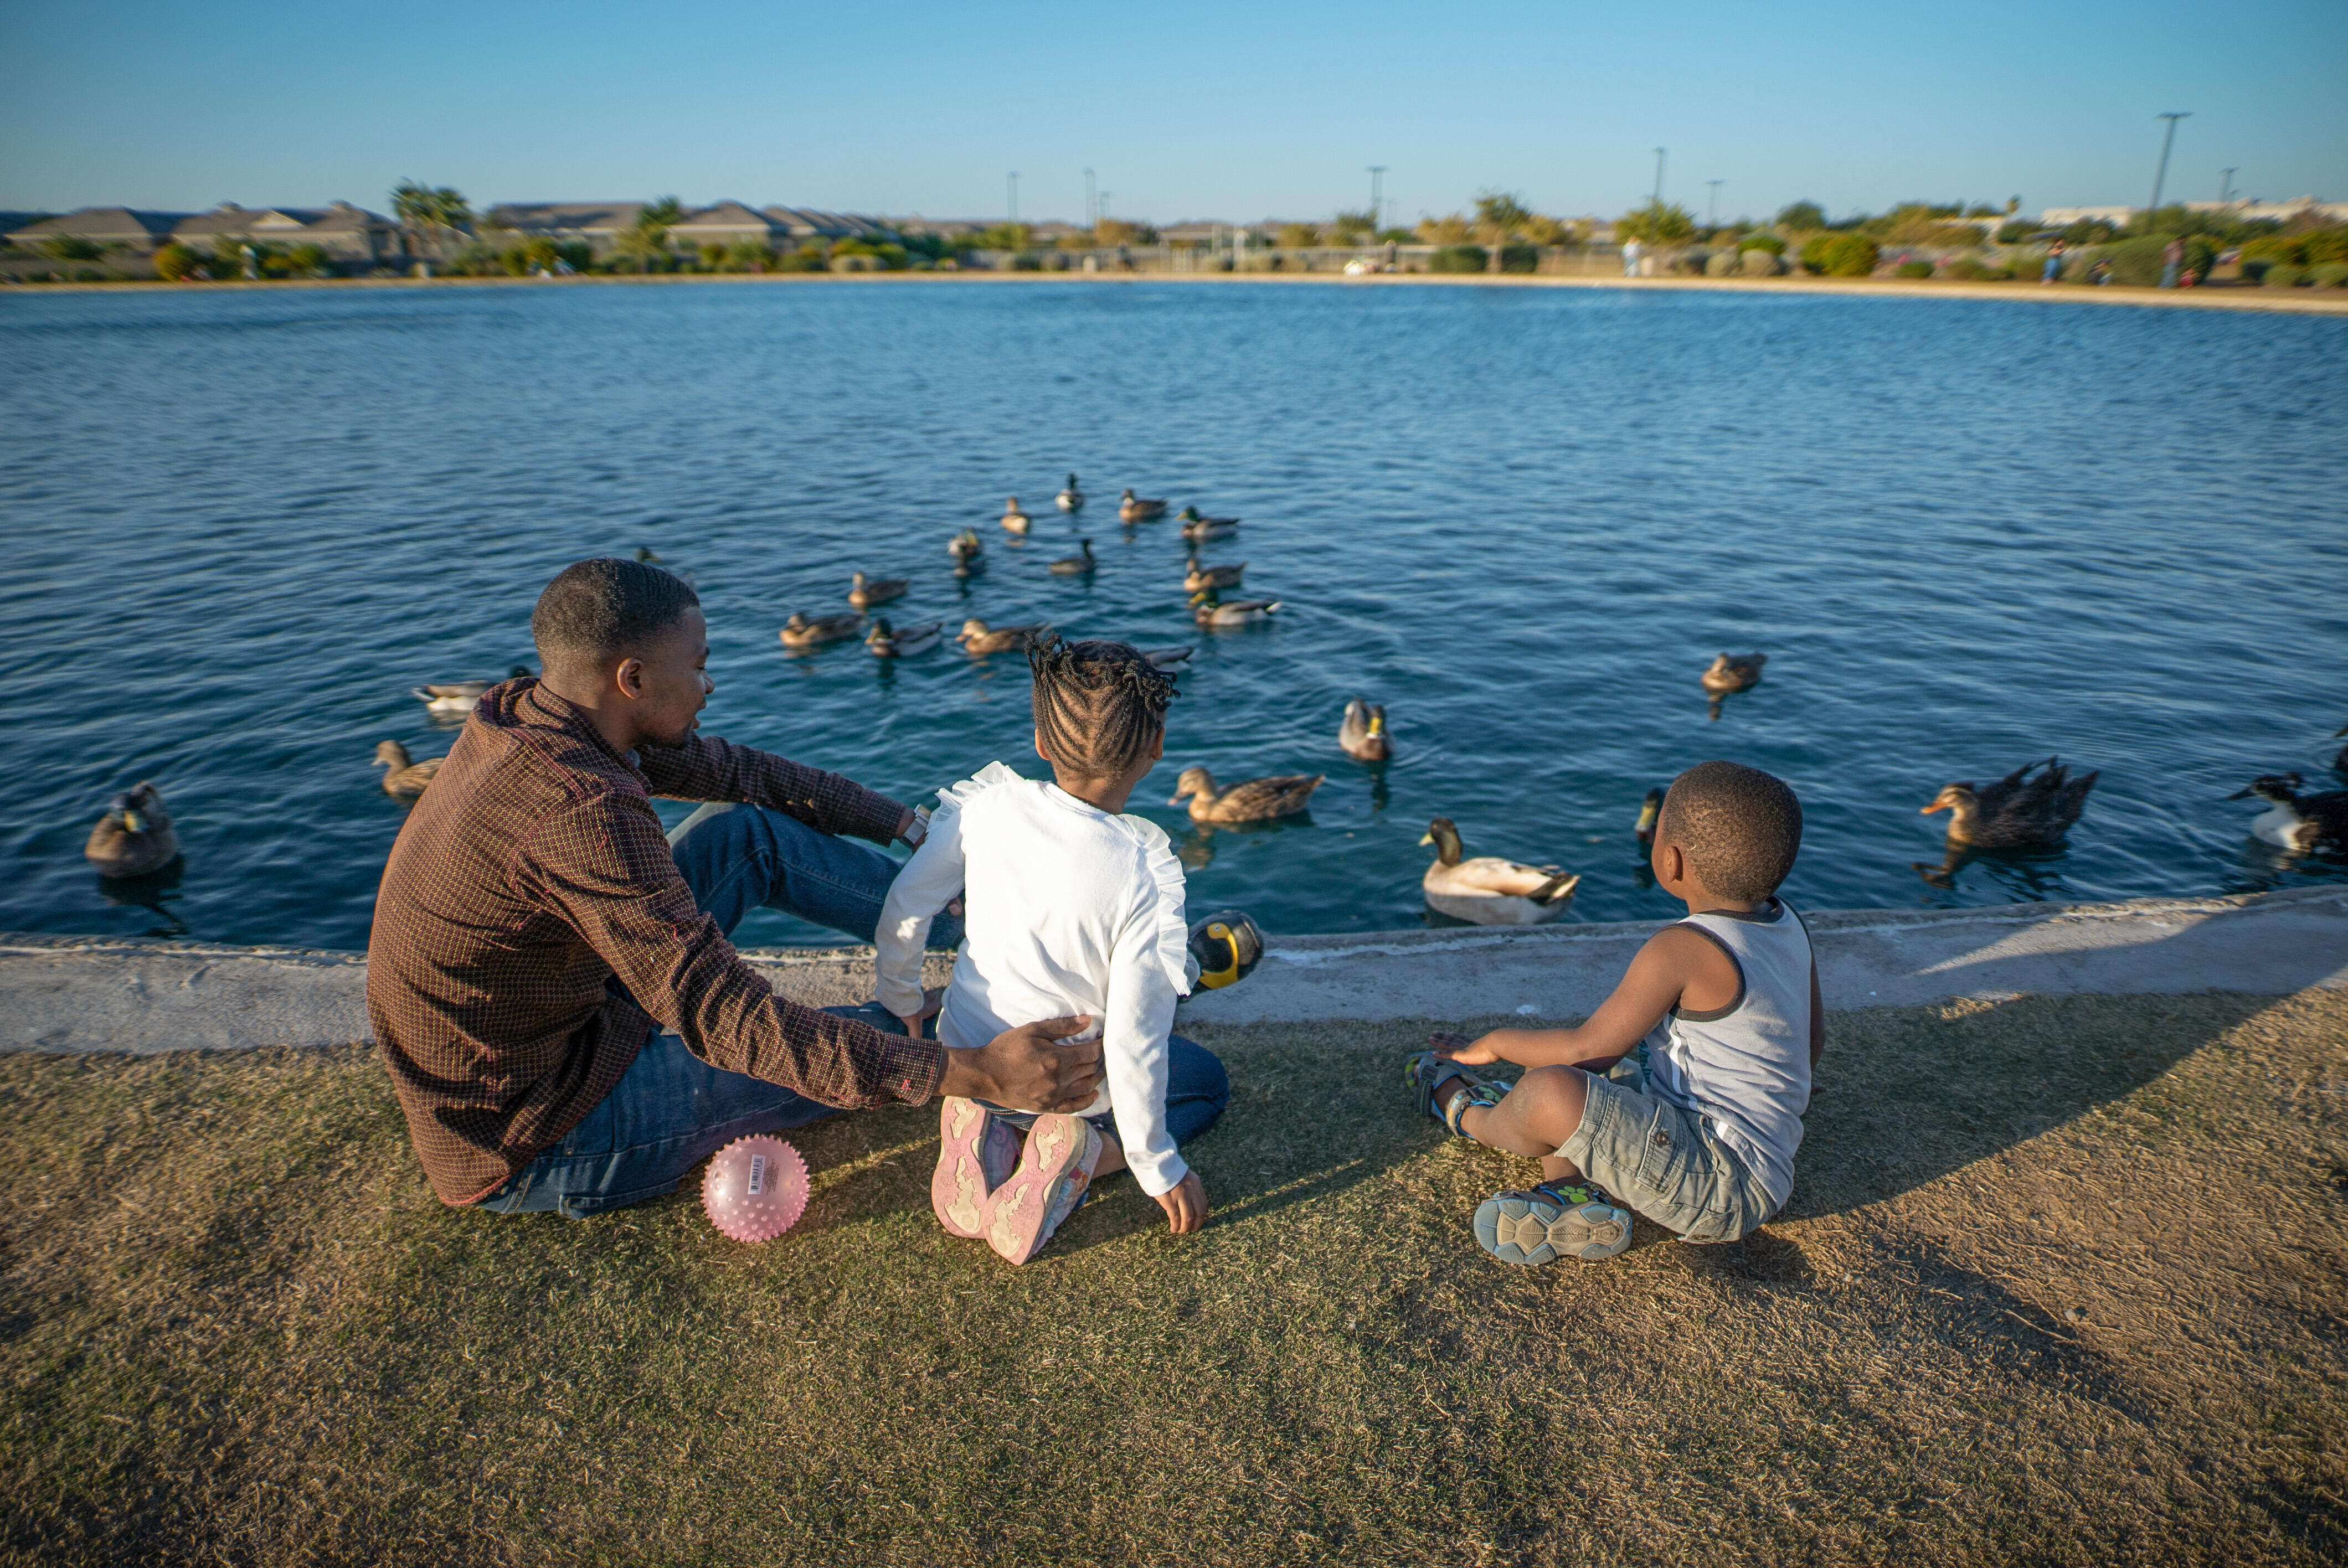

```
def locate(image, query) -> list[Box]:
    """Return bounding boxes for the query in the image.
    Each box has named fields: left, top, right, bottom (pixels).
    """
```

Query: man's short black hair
left=1660, top=760, right=1803, bottom=902
left=531, top=557, right=700, bottom=675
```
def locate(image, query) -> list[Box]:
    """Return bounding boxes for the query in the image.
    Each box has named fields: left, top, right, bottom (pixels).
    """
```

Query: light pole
left=1651, top=148, right=1666, bottom=209
left=1368, top=166, right=1386, bottom=233
left=2218, top=167, right=2237, bottom=205
left=1084, top=168, right=1095, bottom=229
left=2146, top=112, right=2189, bottom=220
left=1007, top=173, right=1019, bottom=226
left=1706, top=179, right=1723, bottom=227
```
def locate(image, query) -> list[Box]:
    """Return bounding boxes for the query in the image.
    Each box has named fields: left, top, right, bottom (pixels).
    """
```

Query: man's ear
left=614, top=656, right=646, bottom=700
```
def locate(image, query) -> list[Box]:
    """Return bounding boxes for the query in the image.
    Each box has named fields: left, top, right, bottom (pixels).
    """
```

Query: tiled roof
left=8, top=207, right=188, bottom=243
left=485, top=202, right=648, bottom=234
left=668, top=201, right=773, bottom=231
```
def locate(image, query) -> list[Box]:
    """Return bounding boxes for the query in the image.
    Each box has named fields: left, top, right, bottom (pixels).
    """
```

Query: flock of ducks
left=79, top=514, right=2348, bottom=930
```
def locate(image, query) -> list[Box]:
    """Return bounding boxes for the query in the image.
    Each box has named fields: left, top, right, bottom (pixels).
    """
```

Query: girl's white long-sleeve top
left=873, top=763, right=1195, bottom=1197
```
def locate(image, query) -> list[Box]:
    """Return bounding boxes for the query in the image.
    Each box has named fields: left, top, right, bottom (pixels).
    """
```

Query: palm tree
left=392, top=181, right=473, bottom=265
left=614, top=196, right=684, bottom=271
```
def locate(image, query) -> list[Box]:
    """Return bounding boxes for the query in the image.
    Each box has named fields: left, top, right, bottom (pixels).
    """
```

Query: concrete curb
left=4, top=888, right=2342, bottom=1055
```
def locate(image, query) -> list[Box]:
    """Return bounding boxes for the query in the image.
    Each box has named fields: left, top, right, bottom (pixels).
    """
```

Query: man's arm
left=636, top=733, right=908, bottom=846
left=523, top=798, right=1103, bottom=1112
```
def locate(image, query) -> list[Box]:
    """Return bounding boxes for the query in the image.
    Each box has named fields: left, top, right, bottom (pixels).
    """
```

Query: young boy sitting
left=1407, top=760, right=1822, bottom=1263
left=875, top=636, right=1228, bottom=1265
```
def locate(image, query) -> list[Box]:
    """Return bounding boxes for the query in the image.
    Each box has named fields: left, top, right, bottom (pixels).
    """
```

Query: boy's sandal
left=1403, top=1051, right=1506, bottom=1136
left=1474, top=1181, right=1634, bottom=1266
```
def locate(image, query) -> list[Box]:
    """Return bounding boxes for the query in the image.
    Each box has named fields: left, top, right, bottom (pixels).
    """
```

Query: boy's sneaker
left=1404, top=1051, right=1507, bottom=1136
left=984, top=1113, right=1101, bottom=1266
left=1474, top=1181, right=1634, bottom=1265
left=931, top=1097, right=1023, bottom=1239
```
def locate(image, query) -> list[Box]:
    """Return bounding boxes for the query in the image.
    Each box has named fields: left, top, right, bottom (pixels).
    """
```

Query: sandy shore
left=11, top=267, right=2348, bottom=316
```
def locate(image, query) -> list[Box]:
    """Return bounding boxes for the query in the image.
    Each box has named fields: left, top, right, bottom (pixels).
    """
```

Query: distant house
left=667, top=202, right=780, bottom=251
left=7, top=207, right=188, bottom=251
left=483, top=202, right=648, bottom=256
left=763, top=207, right=894, bottom=243
left=2039, top=207, right=2137, bottom=229
left=171, top=202, right=404, bottom=262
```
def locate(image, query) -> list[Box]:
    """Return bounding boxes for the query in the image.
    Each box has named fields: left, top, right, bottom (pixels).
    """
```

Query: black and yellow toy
left=1187, top=910, right=1264, bottom=990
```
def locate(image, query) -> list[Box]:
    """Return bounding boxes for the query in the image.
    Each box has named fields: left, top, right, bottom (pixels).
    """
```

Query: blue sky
left=3, top=0, right=2341, bottom=222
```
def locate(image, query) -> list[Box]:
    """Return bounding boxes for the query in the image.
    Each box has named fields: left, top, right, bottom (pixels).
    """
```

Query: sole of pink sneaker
left=985, top=1114, right=1101, bottom=1265
left=931, top=1097, right=994, bottom=1239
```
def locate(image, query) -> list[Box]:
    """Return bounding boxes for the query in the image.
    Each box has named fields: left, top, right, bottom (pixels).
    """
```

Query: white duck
left=1419, top=817, right=1580, bottom=925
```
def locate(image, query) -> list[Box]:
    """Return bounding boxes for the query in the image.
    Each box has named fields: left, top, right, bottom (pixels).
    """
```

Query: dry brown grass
left=2, top=988, right=2344, bottom=1566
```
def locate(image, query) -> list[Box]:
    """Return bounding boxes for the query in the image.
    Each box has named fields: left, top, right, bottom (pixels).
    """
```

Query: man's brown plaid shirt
left=367, top=678, right=943, bottom=1205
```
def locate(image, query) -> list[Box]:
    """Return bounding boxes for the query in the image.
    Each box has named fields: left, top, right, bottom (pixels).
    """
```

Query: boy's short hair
left=532, top=557, right=699, bottom=675
left=1029, top=636, right=1178, bottom=779
left=1660, top=760, right=1803, bottom=901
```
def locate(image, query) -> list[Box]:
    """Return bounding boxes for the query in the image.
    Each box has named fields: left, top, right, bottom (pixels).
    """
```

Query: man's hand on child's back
left=937, top=1014, right=1104, bottom=1113
left=1155, top=1169, right=1208, bottom=1235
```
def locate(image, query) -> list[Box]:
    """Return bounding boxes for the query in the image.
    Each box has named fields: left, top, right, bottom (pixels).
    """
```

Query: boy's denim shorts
left=1557, top=1062, right=1781, bottom=1244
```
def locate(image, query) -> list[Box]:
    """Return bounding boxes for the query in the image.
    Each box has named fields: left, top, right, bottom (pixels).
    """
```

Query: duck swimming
left=1056, top=474, right=1086, bottom=512
left=1191, top=589, right=1280, bottom=628
left=1048, top=540, right=1096, bottom=575
left=374, top=740, right=444, bottom=801
left=1921, top=757, right=2098, bottom=848
left=957, top=618, right=1050, bottom=654
left=1178, top=506, right=1240, bottom=542
left=1419, top=817, right=1580, bottom=926
left=848, top=571, right=909, bottom=610
left=1184, top=555, right=1245, bottom=593
left=84, top=782, right=178, bottom=879
left=780, top=612, right=864, bottom=649
left=2229, top=772, right=2348, bottom=855
left=1118, top=488, right=1168, bottom=522
left=413, top=666, right=532, bottom=718
left=1168, top=766, right=1324, bottom=823
left=1142, top=646, right=1194, bottom=670
left=1701, top=653, right=1768, bottom=694
left=1339, top=698, right=1392, bottom=761
left=1633, top=787, right=1666, bottom=849
left=1001, top=497, right=1032, bottom=534
left=948, top=529, right=987, bottom=577
left=866, top=617, right=943, bottom=658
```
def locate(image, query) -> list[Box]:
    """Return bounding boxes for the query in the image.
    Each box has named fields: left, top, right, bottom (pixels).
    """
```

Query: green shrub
left=1736, top=233, right=1786, bottom=255
left=2263, top=263, right=2305, bottom=287
left=1500, top=244, right=1539, bottom=273
left=1429, top=245, right=1487, bottom=273
left=1896, top=259, right=1934, bottom=278
left=2300, top=229, right=2348, bottom=265
left=1706, top=249, right=1740, bottom=277
left=42, top=236, right=102, bottom=261
left=1739, top=248, right=1783, bottom=276
left=2306, top=262, right=2348, bottom=287
left=1802, top=233, right=1880, bottom=276
left=153, top=243, right=199, bottom=281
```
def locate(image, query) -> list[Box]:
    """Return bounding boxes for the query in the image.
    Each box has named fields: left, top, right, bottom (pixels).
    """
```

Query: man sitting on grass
left=368, top=555, right=1102, bottom=1218
left=1405, top=760, right=1822, bottom=1263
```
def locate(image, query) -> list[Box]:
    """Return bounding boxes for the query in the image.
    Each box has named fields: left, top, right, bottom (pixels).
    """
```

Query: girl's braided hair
left=1028, top=635, right=1178, bottom=778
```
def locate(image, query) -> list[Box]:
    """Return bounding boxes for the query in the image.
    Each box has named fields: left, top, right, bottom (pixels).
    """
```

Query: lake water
left=3, top=278, right=2343, bottom=951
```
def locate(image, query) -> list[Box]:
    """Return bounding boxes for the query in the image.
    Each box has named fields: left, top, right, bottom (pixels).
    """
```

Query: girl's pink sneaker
left=984, top=1113, right=1101, bottom=1265
left=932, top=1097, right=1013, bottom=1238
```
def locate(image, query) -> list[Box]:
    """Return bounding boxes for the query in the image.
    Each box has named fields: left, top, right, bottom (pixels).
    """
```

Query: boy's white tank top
left=1636, top=899, right=1814, bottom=1211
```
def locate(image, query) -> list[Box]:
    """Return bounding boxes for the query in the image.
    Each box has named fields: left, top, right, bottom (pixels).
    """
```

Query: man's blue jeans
left=478, top=802, right=1229, bottom=1218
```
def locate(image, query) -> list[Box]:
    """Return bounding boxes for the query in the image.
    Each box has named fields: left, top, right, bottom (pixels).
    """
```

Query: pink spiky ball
left=701, top=1133, right=809, bottom=1243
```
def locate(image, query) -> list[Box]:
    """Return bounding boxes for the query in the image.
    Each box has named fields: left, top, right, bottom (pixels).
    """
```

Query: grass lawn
left=3, top=988, right=2345, bottom=1566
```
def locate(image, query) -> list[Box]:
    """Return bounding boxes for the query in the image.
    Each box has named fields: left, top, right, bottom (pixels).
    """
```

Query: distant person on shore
left=875, top=636, right=1231, bottom=1263
left=2041, top=241, right=2066, bottom=285
left=367, top=556, right=1103, bottom=1218
left=2088, top=257, right=2112, bottom=286
left=1622, top=238, right=1643, bottom=278
left=1403, top=761, right=1821, bottom=1265
left=2160, top=236, right=2185, bottom=288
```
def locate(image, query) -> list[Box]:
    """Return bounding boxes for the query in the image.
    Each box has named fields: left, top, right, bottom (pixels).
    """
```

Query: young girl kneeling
left=875, top=637, right=1223, bottom=1264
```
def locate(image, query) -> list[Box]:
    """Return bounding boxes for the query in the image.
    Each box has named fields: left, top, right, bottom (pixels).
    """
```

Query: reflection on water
left=95, top=857, right=189, bottom=938
left=1, top=282, right=2344, bottom=947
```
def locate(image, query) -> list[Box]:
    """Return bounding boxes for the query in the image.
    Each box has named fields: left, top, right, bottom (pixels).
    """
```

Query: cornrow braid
left=1027, top=635, right=1178, bottom=778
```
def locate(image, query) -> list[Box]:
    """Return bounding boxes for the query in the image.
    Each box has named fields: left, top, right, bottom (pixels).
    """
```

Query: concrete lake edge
left=6, top=885, right=2343, bottom=1054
